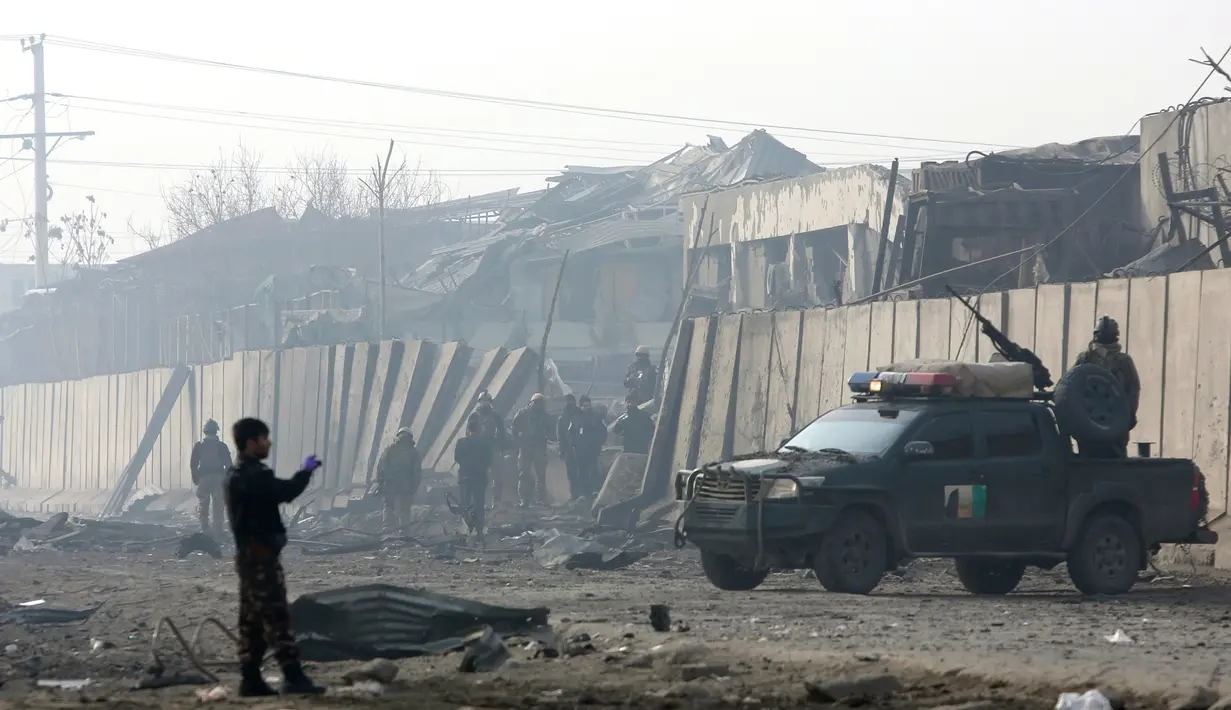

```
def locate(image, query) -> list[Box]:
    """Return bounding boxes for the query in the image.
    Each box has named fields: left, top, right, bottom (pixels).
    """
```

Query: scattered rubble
left=804, top=673, right=904, bottom=703
left=341, top=659, right=399, bottom=685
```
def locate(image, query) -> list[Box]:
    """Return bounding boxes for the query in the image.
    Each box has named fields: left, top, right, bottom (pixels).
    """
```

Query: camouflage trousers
left=235, top=550, right=299, bottom=667
left=517, top=447, right=548, bottom=505
left=196, top=475, right=225, bottom=539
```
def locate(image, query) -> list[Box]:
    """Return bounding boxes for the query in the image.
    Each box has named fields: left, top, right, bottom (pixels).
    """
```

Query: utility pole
left=0, top=36, right=94, bottom=287
left=360, top=140, right=400, bottom=339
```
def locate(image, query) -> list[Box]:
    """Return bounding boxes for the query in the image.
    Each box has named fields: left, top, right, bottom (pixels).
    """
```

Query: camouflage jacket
left=376, top=435, right=422, bottom=490
left=1073, top=342, right=1141, bottom=422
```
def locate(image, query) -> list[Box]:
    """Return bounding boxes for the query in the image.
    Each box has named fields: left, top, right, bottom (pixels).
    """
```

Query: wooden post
left=871, top=158, right=900, bottom=295
left=538, top=251, right=570, bottom=394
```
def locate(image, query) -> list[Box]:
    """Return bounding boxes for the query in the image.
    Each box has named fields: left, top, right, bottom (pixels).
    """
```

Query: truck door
left=971, top=407, right=1066, bottom=551
left=898, top=411, right=984, bottom=553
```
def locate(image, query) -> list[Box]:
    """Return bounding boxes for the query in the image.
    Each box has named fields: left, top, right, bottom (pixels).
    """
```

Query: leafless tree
left=278, top=148, right=448, bottom=218
left=162, top=143, right=273, bottom=239
left=32, top=194, right=114, bottom=269
left=127, top=215, right=173, bottom=251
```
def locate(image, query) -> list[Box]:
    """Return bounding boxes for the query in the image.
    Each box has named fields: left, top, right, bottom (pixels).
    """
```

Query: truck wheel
left=813, top=509, right=888, bottom=595
left=954, top=558, right=1026, bottom=595
left=700, top=551, right=768, bottom=591
left=1067, top=513, right=1142, bottom=595
left=1052, top=363, right=1132, bottom=444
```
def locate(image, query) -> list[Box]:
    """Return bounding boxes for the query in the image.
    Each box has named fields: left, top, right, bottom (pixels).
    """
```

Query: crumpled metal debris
left=458, top=627, right=509, bottom=672
left=288, top=583, right=551, bottom=662
left=176, top=533, right=222, bottom=560
left=531, top=529, right=648, bottom=570
left=0, top=603, right=99, bottom=625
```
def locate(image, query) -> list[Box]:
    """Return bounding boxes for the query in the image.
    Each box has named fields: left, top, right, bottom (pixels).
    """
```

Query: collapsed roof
left=403, top=129, right=822, bottom=301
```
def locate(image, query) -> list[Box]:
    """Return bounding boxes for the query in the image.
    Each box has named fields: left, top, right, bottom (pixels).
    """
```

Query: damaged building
left=402, top=130, right=821, bottom=394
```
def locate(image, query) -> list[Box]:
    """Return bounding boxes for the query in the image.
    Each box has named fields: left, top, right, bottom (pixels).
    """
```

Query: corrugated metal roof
left=547, top=215, right=683, bottom=253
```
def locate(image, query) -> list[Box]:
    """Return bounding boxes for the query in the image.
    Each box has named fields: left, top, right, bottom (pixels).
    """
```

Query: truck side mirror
left=904, top=441, right=935, bottom=460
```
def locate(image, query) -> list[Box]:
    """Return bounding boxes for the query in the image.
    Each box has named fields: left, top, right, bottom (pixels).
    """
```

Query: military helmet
left=1094, top=315, right=1120, bottom=344
left=396, top=426, right=413, bottom=438
left=478, top=390, right=493, bottom=403
left=530, top=393, right=546, bottom=403
left=203, top=419, right=220, bottom=435
left=635, top=345, right=650, bottom=356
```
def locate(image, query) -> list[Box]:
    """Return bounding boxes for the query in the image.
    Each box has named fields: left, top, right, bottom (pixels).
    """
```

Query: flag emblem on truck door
left=944, top=485, right=986, bottom=519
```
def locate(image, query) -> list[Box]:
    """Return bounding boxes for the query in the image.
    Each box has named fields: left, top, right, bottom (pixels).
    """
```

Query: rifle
left=946, top=285, right=1054, bottom=390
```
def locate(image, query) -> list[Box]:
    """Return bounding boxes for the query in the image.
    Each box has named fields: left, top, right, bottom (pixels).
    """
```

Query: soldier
left=1072, top=315, right=1141, bottom=458
left=470, top=391, right=510, bottom=505
left=612, top=395, right=655, bottom=455
left=223, top=417, right=324, bottom=697
left=191, top=419, right=232, bottom=539
left=374, top=427, right=422, bottom=532
left=454, top=416, right=494, bottom=542
left=556, top=393, right=582, bottom=499
left=624, top=345, right=658, bottom=407
left=570, top=395, right=608, bottom=498
left=511, top=393, right=552, bottom=507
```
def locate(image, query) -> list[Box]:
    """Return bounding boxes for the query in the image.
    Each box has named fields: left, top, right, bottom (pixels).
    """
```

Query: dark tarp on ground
left=288, top=583, right=550, bottom=661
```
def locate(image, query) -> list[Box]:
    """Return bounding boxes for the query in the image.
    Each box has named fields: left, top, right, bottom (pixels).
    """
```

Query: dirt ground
left=1, top=527, right=1229, bottom=709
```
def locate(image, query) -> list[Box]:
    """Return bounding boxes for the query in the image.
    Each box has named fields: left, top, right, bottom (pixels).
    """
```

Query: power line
left=58, top=93, right=985, bottom=155
left=45, top=35, right=1025, bottom=150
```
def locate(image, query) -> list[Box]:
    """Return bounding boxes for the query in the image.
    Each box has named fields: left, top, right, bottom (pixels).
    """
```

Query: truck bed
left=1065, top=456, right=1206, bottom=545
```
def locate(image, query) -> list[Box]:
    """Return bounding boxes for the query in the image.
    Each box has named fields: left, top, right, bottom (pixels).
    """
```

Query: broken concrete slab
left=424, top=347, right=508, bottom=473
left=410, top=341, right=473, bottom=456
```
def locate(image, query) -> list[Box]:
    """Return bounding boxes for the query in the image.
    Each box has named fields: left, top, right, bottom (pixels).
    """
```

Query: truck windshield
left=780, top=407, right=918, bottom=457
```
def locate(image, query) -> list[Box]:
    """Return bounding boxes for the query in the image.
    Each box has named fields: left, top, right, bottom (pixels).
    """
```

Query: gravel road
left=1, top=540, right=1228, bottom=709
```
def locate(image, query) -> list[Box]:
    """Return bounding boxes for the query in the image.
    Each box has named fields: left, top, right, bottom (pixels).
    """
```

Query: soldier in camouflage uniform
left=512, top=393, right=552, bottom=506
left=374, top=427, right=422, bottom=532
left=1072, top=315, right=1141, bottom=458
left=191, top=419, right=231, bottom=539
left=224, top=417, right=325, bottom=697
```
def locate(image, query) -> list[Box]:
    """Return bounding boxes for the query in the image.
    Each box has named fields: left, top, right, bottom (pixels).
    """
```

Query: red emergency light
left=869, top=372, right=958, bottom=397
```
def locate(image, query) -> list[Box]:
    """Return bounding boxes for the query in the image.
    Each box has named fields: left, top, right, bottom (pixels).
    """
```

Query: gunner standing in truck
left=1072, top=315, right=1140, bottom=458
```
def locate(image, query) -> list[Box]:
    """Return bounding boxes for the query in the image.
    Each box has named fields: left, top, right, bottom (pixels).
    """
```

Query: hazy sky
left=3, top=0, right=1230, bottom=263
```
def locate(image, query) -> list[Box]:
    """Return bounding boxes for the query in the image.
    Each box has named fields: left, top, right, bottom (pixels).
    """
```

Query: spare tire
left=1052, top=363, right=1132, bottom=444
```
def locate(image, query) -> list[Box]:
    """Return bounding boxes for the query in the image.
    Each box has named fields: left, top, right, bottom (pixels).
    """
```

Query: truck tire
left=954, top=558, right=1026, bottom=595
left=1052, top=363, right=1132, bottom=444
left=813, top=509, right=888, bottom=595
left=700, top=551, right=768, bottom=591
left=1067, top=513, right=1142, bottom=596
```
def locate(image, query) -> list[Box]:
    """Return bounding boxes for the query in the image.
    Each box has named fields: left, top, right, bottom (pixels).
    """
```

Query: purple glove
left=302, top=455, right=322, bottom=472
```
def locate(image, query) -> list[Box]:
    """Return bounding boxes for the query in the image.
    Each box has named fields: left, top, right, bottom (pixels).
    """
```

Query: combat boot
left=281, top=662, right=326, bottom=695
left=238, top=664, right=277, bottom=697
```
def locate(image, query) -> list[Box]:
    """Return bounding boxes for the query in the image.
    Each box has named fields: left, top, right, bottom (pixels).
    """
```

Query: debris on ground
left=175, top=533, right=222, bottom=559
left=194, top=685, right=229, bottom=702
left=35, top=678, right=93, bottom=690
left=329, top=680, right=385, bottom=698
left=342, top=659, right=399, bottom=685
left=287, top=583, right=550, bottom=661
left=1056, top=689, right=1113, bottom=710
left=531, top=529, right=648, bottom=570
left=650, top=604, right=671, bottom=632
left=131, top=671, right=211, bottom=690
left=1104, top=629, right=1134, bottom=644
left=804, top=673, right=904, bottom=703
left=1170, top=687, right=1221, bottom=710
left=0, top=602, right=99, bottom=625
left=459, top=627, right=510, bottom=673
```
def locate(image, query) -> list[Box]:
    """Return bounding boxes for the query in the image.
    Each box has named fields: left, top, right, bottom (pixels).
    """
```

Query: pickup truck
left=675, top=370, right=1214, bottom=596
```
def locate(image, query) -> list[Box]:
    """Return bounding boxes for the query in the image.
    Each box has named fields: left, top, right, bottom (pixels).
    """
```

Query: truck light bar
left=849, top=371, right=958, bottom=397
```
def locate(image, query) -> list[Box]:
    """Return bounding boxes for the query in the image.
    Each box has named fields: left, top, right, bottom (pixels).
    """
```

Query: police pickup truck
left=674, top=369, right=1214, bottom=596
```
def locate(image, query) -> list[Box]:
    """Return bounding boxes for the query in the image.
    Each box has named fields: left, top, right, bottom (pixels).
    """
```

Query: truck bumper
left=680, top=501, right=840, bottom=559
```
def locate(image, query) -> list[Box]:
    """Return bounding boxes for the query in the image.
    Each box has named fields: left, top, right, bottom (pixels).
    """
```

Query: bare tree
left=31, top=194, right=114, bottom=269
left=163, top=143, right=273, bottom=238
left=278, top=148, right=448, bottom=218
left=127, top=215, right=173, bottom=251
left=384, top=156, right=449, bottom=211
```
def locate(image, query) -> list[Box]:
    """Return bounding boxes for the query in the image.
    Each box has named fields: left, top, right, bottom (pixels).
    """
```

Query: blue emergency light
left=847, top=371, right=881, bottom=393
left=848, top=371, right=959, bottom=397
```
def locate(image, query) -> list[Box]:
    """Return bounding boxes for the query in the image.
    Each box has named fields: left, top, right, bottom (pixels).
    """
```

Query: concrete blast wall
left=626, top=273, right=1231, bottom=568
left=0, top=339, right=537, bottom=517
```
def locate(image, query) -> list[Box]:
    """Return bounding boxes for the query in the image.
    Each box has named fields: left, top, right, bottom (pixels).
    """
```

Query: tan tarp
left=874, top=359, right=1034, bottom=399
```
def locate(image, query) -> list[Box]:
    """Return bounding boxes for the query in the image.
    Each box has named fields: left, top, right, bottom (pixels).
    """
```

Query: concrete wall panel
left=696, top=314, right=743, bottom=464
left=732, top=312, right=773, bottom=454
left=844, top=304, right=872, bottom=373
left=336, top=342, right=377, bottom=491
left=1066, top=282, right=1097, bottom=371
left=410, top=340, right=473, bottom=454
left=917, top=299, right=949, bottom=360
left=1096, top=279, right=1131, bottom=342
left=1006, top=287, right=1037, bottom=350
left=867, top=301, right=895, bottom=370
left=242, top=350, right=262, bottom=418
left=794, top=309, right=828, bottom=424
left=976, top=292, right=1005, bottom=363
left=274, top=349, right=300, bottom=481
left=1126, top=277, right=1167, bottom=452
left=1194, top=270, right=1231, bottom=517
left=430, top=347, right=514, bottom=473
left=350, top=342, right=400, bottom=486
left=818, top=307, right=851, bottom=415
left=949, top=295, right=978, bottom=362
left=764, top=311, right=803, bottom=443
left=892, top=300, right=919, bottom=362
left=324, top=344, right=354, bottom=497
left=371, top=341, right=431, bottom=474
left=1034, top=284, right=1069, bottom=378
left=671, top=317, right=715, bottom=474
left=1161, top=272, right=1201, bottom=463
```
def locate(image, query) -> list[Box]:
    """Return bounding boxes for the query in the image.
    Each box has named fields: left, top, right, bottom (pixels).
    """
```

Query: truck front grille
left=692, top=503, right=739, bottom=525
left=695, top=471, right=764, bottom=501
